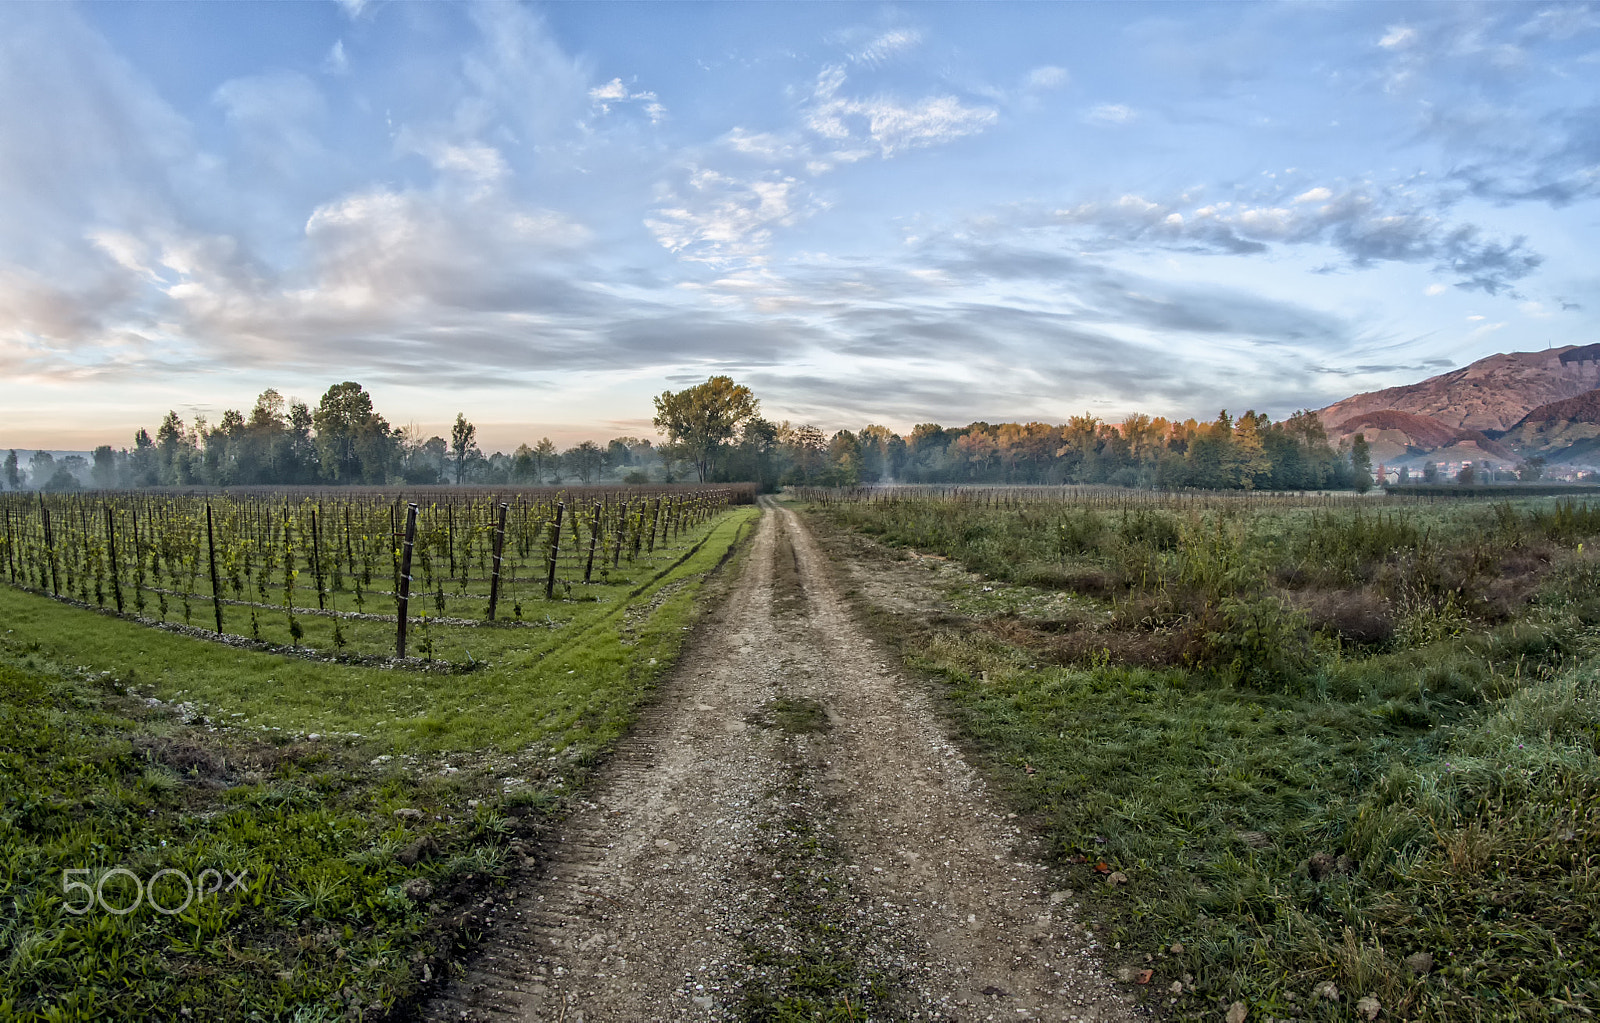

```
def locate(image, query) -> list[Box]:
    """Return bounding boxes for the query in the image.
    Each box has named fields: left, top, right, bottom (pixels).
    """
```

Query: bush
left=1204, top=595, right=1318, bottom=690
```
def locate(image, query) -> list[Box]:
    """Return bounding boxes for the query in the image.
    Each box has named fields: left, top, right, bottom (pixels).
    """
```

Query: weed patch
left=806, top=494, right=1600, bottom=1021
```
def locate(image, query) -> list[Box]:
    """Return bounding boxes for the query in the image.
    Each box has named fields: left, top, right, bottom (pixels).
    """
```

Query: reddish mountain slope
left=1511, top=388, right=1600, bottom=429
left=1319, top=343, right=1600, bottom=433
left=1499, top=386, right=1600, bottom=463
left=1329, top=410, right=1515, bottom=463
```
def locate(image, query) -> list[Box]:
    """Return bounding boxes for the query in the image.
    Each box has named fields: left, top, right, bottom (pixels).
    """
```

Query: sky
left=3, top=1, right=1599, bottom=452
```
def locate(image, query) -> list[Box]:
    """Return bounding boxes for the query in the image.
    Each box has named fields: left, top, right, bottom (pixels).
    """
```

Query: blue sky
left=4, top=1, right=1598, bottom=451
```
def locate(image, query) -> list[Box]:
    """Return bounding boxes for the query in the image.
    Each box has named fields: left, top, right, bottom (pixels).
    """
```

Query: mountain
left=1327, top=409, right=1514, bottom=466
left=1319, top=343, right=1600, bottom=434
left=1498, top=388, right=1600, bottom=465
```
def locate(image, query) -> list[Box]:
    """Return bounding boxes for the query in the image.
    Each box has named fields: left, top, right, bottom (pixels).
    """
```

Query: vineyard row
left=0, top=487, right=750, bottom=661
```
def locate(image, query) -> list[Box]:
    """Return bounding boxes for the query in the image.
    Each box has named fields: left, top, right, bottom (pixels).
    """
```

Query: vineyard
left=0, top=485, right=755, bottom=664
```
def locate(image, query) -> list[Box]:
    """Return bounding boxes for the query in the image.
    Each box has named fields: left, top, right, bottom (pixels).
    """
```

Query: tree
left=606, top=438, right=636, bottom=477
left=784, top=424, right=828, bottom=483
left=652, top=376, right=760, bottom=482
left=155, top=411, right=194, bottom=485
left=1231, top=411, right=1270, bottom=489
left=1518, top=456, right=1546, bottom=482
left=287, top=402, right=315, bottom=482
left=1458, top=463, right=1476, bottom=485
left=3, top=449, right=17, bottom=490
left=28, top=451, right=55, bottom=488
left=450, top=413, right=478, bottom=485
left=130, top=429, right=158, bottom=486
left=511, top=443, right=536, bottom=483
left=314, top=382, right=391, bottom=482
left=91, top=445, right=117, bottom=488
left=564, top=440, right=602, bottom=484
left=1350, top=433, right=1373, bottom=493
left=533, top=437, right=557, bottom=483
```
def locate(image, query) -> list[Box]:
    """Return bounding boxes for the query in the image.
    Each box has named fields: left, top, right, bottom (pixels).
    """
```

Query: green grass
left=0, top=508, right=758, bottom=754
left=806, top=494, right=1600, bottom=1021
left=0, top=506, right=758, bottom=1021
left=730, top=731, right=894, bottom=1023
left=1, top=489, right=751, bottom=667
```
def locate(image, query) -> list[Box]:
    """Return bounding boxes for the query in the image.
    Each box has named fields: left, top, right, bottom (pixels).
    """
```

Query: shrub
left=1203, top=595, right=1318, bottom=691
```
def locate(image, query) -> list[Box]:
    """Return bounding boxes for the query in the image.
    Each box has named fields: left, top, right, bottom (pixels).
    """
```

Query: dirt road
left=426, top=500, right=1133, bottom=1022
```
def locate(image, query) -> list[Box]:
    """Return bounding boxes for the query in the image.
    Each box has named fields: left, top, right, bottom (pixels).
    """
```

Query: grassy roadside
left=799, top=496, right=1600, bottom=1022
left=0, top=506, right=759, bottom=1022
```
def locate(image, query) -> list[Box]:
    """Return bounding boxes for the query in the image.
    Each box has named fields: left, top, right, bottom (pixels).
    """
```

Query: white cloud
left=90, top=230, right=157, bottom=280
left=1425, top=283, right=1449, bottom=296
left=1026, top=65, right=1069, bottom=90
left=804, top=66, right=997, bottom=158
left=1379, top=25, right=1416, bottom=49
left=1086, top=103, right=1135, bottom=124
left=590, top=78, right=628, bottom=103
left=324, top=39, right=349, bottom=76
left=1294, top=186, right=1332, bottom=204
left=646, top=170, right=814, bottom=263
left=432, top=144, right=508, bottom=184
left=1517, top=6, right=1600, bottom=42
left=850, top=28, right=923, bottom=66
left=722, top=128, right=805, bottom=161
left=1464, top=320, right=1508, bottom=342
left=588, top=76, right=665, bottom=122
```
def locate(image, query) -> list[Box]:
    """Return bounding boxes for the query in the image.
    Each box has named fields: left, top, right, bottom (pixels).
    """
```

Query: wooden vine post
left=395, top=502, right=418, bottom=659
left=205, top=503, right=224, bottom=633
left=343, top=505, right=355, bottom=576
left=40, top=496, right=58, bottom=596
left=310, top=508, right=325, bottom=610
left=611, top=503, right=628, bottom=567
left=545, top=501, right=565, bottom=599
left=487, top=501, right=508, bottom=621
left=104, top=506, right=123, bottom=614
left=584, top=503, right=601, bottom=583
left=4, top=507, right=15, bottom=584
left=389, top=503, right=401, bottom=596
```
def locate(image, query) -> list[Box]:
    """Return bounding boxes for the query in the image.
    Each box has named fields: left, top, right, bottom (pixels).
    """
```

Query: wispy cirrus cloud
left=803, top=65, right=998, bottom=158
left=1085, top=103, right=1136, bottom=124
left=847, top=27, right=924, bottom=67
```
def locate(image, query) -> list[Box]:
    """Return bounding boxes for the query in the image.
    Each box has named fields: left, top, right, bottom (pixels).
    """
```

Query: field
left=0, top=486, right=753, bottom=666
left=6, top=480, right=1598, bottom=1021
left=0, top=486, right=759, bottom=1021
left=802, top=487, right=1600, bottom=1021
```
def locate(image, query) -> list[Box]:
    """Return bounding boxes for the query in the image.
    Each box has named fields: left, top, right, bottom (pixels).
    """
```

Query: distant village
left=1378, top=458, right=1598, bottom=487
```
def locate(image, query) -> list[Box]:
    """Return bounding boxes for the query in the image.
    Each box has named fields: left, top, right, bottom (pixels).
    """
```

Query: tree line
left=652, top=378, right=1372, bottom=491
left=6, top=376, right=1374, bottom=493
left=5, top=382, right=666, bottom=492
